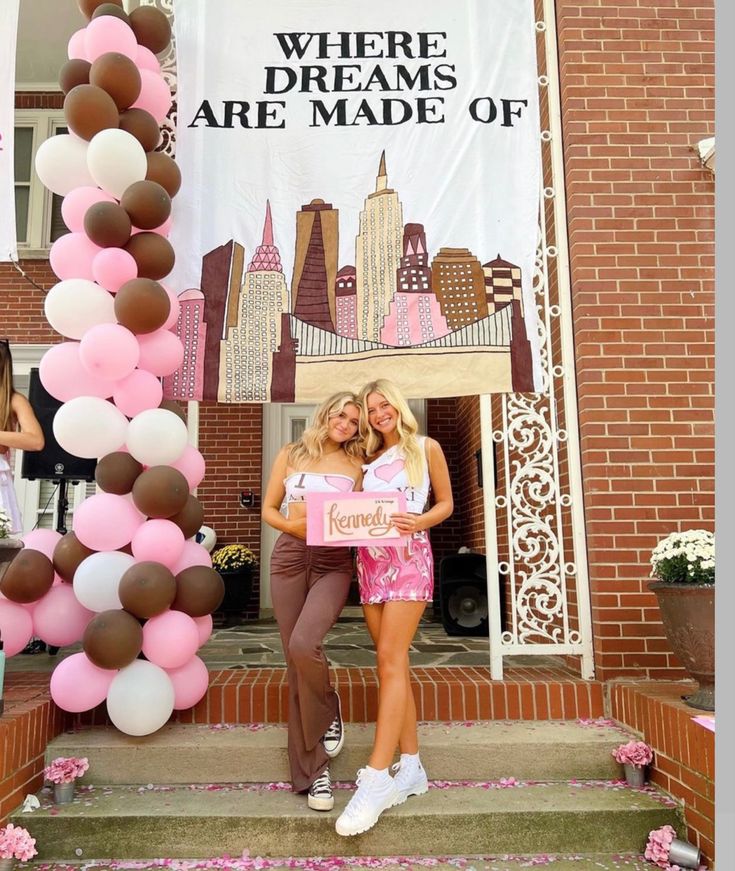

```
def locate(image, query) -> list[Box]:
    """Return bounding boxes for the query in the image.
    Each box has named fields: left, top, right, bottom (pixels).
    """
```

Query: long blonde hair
left=0, top=341, right=15, bottom=434
left=358, top=379, right=424, bottom=486
left=288, top=391, right=362, bottom=468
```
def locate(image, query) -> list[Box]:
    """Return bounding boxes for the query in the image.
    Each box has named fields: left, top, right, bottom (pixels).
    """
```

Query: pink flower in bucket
left=44, top=755, right=90, bottom=784
left=0, top=823, right=37, bottom=861
left=612, top=740, right=653, bottom=768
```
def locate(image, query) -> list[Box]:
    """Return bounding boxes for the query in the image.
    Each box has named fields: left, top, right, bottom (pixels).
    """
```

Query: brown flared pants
left=270, top=532, right=353, bottom=793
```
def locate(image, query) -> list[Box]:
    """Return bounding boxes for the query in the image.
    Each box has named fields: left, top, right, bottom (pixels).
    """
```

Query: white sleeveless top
left=283, top=471, right=356, bottom=503
left=362, top=436, right=430, bottom=514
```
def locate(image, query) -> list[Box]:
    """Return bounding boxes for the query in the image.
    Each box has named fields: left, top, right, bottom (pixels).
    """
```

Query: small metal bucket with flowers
left=612, top=740, right=653, bottom=786
left=0, top=823, right=37, bottom=869
left=211, top=545, right=258, bottom=622
left=44, top=756, right=89, bottom=804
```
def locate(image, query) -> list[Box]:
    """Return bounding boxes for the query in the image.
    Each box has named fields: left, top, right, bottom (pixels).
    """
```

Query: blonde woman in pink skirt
left=335, top=379, right=453, bottom=837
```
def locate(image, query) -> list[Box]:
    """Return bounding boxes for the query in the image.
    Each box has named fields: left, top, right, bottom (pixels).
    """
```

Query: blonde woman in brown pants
left=262, top=392, right=363, bottom=811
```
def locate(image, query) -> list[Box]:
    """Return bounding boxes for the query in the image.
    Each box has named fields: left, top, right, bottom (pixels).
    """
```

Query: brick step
left=47, top=721, right=627, bottom=784
left=14, top=782, right=680, bottom=861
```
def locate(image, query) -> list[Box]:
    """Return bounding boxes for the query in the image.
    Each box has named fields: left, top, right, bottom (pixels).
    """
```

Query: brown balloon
left=64, top=84, right=119, bottom=141
left=83, top=609, right=143, bottom=670
left=90, top=3, right=130, bottom=23
left=119, top=561, right=177, bottom=619
left=53, top=532, right=95, bottom=583
left=121, top=181, right=171, bottom=230
left=90, top=52, right=141, bottom=111
left=159, top=399, right=186, bottom=422
left=95, top=451, right=143, bottom=495
left=169, top=495, right=205, bottom=540
left=145, top=152, right=181, bottom=197
left=79, top=0, right=123, bottom=18
left=84, top=201, right=132, bottom=248
left=0, top=549, right=55, bottom=604
left=119, top=108, right=160, bottom=152
left=129, top=6, right=172, bottom=54
left=114, top=277, right=170, bottom=334
left=173, top=566, right=225, bottom=618
left=59, top=59, right=91, bottom=95
left=124, top=232, right=175, bottom=280
left=132, top=465, right=189, bottom=518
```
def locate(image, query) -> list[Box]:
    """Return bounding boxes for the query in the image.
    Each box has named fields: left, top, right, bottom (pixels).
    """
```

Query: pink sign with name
left=306, top=491, right=407, bottom=548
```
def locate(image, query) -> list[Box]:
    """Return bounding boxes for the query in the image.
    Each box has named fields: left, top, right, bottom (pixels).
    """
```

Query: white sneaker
left=391, top=756, right=429, bottom=804
left=335, top=766, right=400, bottom=836
left=307, top=768, right=334, bottom=811
left=322, top=693, right=345, bottom=759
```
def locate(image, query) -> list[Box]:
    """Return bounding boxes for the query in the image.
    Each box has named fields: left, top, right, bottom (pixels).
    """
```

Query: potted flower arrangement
left=0, top=823, right=37, bottom=869
left=612, top=740, right=653, bottom=787
left=44, top=756, right=89, bottom=804
left=645, top=824, right=702, bottom=869
left=649, top=530, right=715, bottom=711
left=211, top=544, right=258, bottom=623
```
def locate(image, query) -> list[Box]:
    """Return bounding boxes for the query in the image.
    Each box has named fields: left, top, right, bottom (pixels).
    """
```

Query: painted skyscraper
left=431, top=247, right=488, bottom=330
left=292, top=199, right=339, bottom=331
left=335, top=266, right=357, bottom=338
left=163, top=289, right=207, bottom=401
left=380, top=224, right=450, bottom=347
left=355, top=152, right=404, bottom=342
left=220, top=201, right=289, bottom=402
left=483, top=254, right=522, bottom=313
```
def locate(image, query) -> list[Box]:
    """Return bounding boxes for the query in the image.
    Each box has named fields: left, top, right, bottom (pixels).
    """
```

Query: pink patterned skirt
left=356, top=530, right=434, bottom=604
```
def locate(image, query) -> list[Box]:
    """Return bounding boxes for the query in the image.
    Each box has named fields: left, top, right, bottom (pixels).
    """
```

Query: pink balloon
left=85, top=16, right=138, bottom=63
left=166, top=655, right=209, bottom=710
left=40, top=342, right=116, bottom=402
left=50, top=652, right=116, bottom=713
left=136, top=45, right=161, bottom=73
left=113, top=369, right=163, bottom=418
left=137, top=329, right=184, bottom=377
left=170, top=445, right=206, bottom=490
left=131, top=519, right=185, bottom=569
left=50, top=232, right=102, bottom=281
left=193, top=614, right=213, bottom=647
left=74, top=493, right=144, bottom=550
left=92, top=247, right=138, bottom=293
left=67, top=28, right=89, bottom=61
left=62, top=187, right=116, bottom=233
left=0, top=600, right=34, bottom=657
left=80, top=323, right=140, bottom=381
left=21, top=528, right=62, bottom=561
left=142, top=610, right=199, bottom=669
left=33, top=584, right=95, bottom=647
left=161, top=286, right=180, bottom=331
left=170, top=541, right=212, bottom=576
left=131, top=69, right=173, bottom=124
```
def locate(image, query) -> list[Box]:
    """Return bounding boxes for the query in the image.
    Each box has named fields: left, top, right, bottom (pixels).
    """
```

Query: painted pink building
left=335, top=266, right=357, bottom=338
left=163, top=289, right=207, bottom=400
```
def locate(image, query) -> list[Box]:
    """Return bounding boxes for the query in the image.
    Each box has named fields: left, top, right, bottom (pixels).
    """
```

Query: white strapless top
left=362, top=437, right=430, bottom=514
left=284, top=471, right=356, bottom=503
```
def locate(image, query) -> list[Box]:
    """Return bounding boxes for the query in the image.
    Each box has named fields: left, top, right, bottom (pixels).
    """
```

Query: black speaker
left=21, top=369, right=97, bottom=482
left=439, top=553, right=490, bottom=637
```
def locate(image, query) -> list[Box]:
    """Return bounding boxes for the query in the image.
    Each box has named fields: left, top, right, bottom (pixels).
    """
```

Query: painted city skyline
left=164, top=152, right=535, bottom=403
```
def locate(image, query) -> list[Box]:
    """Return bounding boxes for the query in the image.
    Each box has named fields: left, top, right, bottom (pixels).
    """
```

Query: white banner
left=0, top=0, right=20, bottom=262
left=170, top=0, right=542, bottom=402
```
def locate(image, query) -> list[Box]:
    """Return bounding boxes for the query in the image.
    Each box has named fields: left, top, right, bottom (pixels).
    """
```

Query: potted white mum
left=649, top=529, right=714, bottom=710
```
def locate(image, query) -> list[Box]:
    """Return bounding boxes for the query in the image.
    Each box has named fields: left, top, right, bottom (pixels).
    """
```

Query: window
left=14, top=111, right=70, bottom=254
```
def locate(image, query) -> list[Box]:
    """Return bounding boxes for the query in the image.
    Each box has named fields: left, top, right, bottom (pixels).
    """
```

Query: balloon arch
left=0, top=0, right=221, bottom=735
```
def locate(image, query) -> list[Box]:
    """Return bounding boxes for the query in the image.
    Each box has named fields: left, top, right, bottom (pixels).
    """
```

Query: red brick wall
left=557, top=0, right=715, bottom=679
left=0, top=260, right=58, bottom=344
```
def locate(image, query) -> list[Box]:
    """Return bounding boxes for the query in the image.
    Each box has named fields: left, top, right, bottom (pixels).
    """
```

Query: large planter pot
left=0, top=538, right=23, bottom=584
left=218, top=567, right=253, bottom=624
left=650, top=581, right=714, bottom=711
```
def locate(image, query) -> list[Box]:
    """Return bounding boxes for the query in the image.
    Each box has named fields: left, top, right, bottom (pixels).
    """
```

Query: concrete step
left=15, top=782, right=680, bottom=861
left=47, top=720, right=626, bottom=784
left=21, top=855, right=655, bottom=871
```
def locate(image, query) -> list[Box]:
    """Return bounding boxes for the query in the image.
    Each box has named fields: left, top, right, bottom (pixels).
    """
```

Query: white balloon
left=44, top=279, right=116, bottom=340
left=34, top=134, right=94, bottom=196
left=73, top=551, right=134, bottom=612
left=126, top=408, right=188, bottom=466
left=87, top=129, right=147, bottom=199
left=53, top=396, right=128, bottom=459
left=106, top=660, right=175, bottom=736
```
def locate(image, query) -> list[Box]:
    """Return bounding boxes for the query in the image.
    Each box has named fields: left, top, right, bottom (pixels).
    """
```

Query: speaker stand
left=47, top=479, right=70, bottom=656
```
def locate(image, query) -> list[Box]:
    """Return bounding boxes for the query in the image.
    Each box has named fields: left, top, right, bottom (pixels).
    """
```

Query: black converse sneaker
left=322, top=693, right=345, bottom=758
left=307, top=768, right=334, bottom=811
